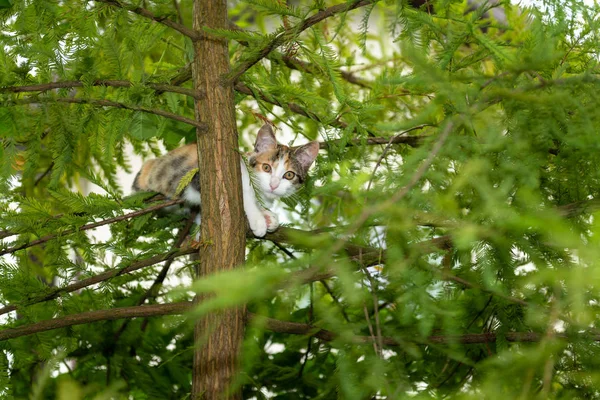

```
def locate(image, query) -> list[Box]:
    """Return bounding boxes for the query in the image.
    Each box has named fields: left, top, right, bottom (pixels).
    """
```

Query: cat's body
left=132, top=124, right=319, bottom=237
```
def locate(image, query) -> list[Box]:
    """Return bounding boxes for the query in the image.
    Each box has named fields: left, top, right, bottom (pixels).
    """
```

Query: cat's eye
left=262, top=164, right=272, bottom=173
left=283, top=171, right=296, bottom=180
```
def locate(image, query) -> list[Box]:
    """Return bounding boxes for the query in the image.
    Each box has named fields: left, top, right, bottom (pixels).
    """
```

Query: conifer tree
left=1, top=0, right=600, bottom=399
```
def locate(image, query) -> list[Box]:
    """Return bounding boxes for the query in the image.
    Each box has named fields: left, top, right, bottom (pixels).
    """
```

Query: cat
left=132, top=124, right=319, bottom=237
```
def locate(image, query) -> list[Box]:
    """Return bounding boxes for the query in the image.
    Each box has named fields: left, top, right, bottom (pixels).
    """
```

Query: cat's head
left=247, top=124, right=319, bottom=200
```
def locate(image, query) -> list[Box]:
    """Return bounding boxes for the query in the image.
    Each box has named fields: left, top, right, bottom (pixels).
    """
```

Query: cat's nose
left=270, top=178, right=280, bottom=191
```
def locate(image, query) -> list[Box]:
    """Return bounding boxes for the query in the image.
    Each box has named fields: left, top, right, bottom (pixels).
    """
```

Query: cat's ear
left=254, top=124, right=277, bottom=152
left=294, top=141, right=320, bottom=170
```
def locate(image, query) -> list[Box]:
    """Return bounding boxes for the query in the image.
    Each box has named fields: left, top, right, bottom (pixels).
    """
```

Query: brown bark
left=191, top=1, right=246, bottom=399
left=3, top=301, right=594, bottom=346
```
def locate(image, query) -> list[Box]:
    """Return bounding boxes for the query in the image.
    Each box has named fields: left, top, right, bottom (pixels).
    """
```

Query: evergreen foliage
left=1, top=0, right=600, bottom=398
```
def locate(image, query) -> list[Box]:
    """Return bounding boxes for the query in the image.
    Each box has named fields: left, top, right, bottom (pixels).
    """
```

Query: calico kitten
left=132, top=124, right=319, bottom=237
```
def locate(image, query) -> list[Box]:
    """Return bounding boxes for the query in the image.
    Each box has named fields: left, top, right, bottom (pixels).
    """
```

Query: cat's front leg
left=263, top=210, right=279, bottom=232
left=247, top=207, right=268, bottom=237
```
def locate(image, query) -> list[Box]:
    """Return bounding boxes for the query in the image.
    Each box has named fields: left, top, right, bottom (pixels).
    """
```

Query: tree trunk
left=191, top=1, right=246, bottom=399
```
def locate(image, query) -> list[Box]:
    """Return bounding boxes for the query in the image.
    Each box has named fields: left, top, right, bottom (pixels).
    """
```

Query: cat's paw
left=249, top=214, right=268, bottom=237
left=263, top=210, right=279, bottom=232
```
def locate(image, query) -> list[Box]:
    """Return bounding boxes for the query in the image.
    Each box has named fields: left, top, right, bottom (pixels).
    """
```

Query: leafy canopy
left=1, top=0, right=600, bottom=398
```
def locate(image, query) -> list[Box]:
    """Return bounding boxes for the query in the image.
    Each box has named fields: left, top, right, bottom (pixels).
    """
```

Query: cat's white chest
left=183, top=186, right=201, bottom=205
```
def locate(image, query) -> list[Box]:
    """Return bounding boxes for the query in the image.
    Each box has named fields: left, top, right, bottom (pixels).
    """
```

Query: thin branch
left=272, top=241, right=297, bottom=259
left=142, top=213, right=196, bottom=305
left=0, top=302, right=192, bottom=342
left=440, top=270, right=528, bottom=307
left=92, top=0, right=201, bottom=40
left=1, top=80, right=203, bottom=99
left=363, top=269, right=384, bottom=358
left=0, top=247, right=196, bottom=317
left=3, top=302, right=596, bottom=346
left=8, top=97, right=207, bottom=129
left=320, top=125, right=431, bottom=150
left=111, top=218, right=192, bottom=339
left=321, top=121, right=455, bottom=260
left=255, top=314, right=600, bottom=345
left=365, top=130, right=419, bottom=192
left=167, top=63, right=193, bottom=87
left=34, top=163, right=54, bottom=186
left=234, top=81, right=330, bottom=124
left=558, top=198, right=600, bottom=218
left=172, top=0, right=184, bottom=25
left=166, top=42, right=373, bottom=92
left=279, top=54, right=372, bottom=89
left=227, top=0, right=380, bottom=82
left=237, top=80, right=411, bottom=141
left=319, top=280, right=351, bottom=322
left=1, top=225, right=378, bottom=316
left=234, top=81, right=384, bottom=137
left=0, top=199, right=184, bottom=256
left=386, top=121, right=454, bottom=205
left=139, top=212, right=196, bottom=332
left=362, top=301, right=381, bottom=355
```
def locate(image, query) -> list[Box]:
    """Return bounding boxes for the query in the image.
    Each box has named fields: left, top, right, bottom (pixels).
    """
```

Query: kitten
left=132, top=124, right=319, bottom=237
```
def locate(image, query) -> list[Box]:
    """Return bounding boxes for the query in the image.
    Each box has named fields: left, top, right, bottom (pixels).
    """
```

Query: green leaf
left=174, top=167, right=198, bottom=197
left=128, top=113, right=159, bottom=140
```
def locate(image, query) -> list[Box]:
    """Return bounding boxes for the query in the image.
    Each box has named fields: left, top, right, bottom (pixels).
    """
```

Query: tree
left=2, top=0, right=600, bottom=398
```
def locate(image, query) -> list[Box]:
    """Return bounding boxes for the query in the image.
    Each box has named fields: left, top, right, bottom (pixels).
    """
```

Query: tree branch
left=234, top=81, right=383, bottom=137
left=1, top=80, right=203, bottom=99
left=92, top=0, right=201, bottom=40
left=8, top=97, right=207, bottom=129
left=0, top=227, right=431, bottom=318
left=0, top=302, right=192, bottom=342
left=2, top=302, right=596, bottom=346
left=319, top=125, right=431, bottom=150
left=317, top=121, right=454, bottom=261
left=5, top=192, right=592, bottom=320
left=0, top=199, right=184, bottom=256
left=278, top=53, right=372, bottom=89
left=0, top=247, right=196, bottom=317
left=227, top=0, right=380, bottom=83
left=116, top=212, right=197, bottom=338
left=226, top=19, right=373, bottom=89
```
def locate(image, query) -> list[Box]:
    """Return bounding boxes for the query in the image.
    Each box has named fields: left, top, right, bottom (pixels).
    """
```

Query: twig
left=541, top=287, right=561, bottom=397
left=321, top=121, right=454, bottom=260
left=272, top=241, right=297, bottom=259
left=362, top=302, right=380, bottom=356
left=33, top=163, right=54, bottom=186
left=440, top=270, right=528, bottom=307
left=363, top=268, right=384, bottom=359
left=320, top=125, right=432, bottom=150
left=227, top=0, right=380, bottom=82
left=172, top=0, right=184, bottom=25
left=8, top=98, right=206, bottom=129
left=0, top=302, right=192, bottom=341
left=3, top=304, right=600, bottom=347
left=0, top=80, right=202, bottom=99
left=139, top=212, right=197, bottom=331
left=298, top=336, right=313, bottom=378
left=319, top=280, right=351, bottom=322
left=0, top=227, right=526, bottom=319
left=280, top=55, right=371, bottom=89
left=0, top=199, right=184, bottom=256
left=0, top=247, right=196, bottom=317
left=114, top=212, right=196, bottom=341
left=92, top=0, right=201, bottom=40
left=299, top=282, right=315, bottom=378
left=366, top=131, right=411, bottom=192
